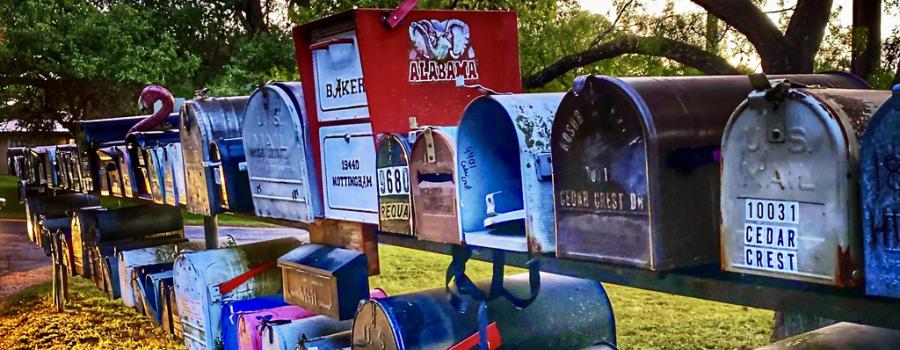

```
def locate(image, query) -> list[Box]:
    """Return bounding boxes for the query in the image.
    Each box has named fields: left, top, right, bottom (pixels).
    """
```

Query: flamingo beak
left=138, top=97, right=148, bottom=112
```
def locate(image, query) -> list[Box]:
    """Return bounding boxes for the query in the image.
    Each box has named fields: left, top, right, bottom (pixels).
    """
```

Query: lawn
left=0, top=244, right=773, bottom=350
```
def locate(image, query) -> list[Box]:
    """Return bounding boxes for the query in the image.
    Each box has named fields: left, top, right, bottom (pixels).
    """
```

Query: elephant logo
left=407, top=19, right=479, bottom=83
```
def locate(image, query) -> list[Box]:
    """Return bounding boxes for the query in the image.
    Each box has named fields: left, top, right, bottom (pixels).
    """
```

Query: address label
left=742, top=198, right=800, bottom=274
left=377, top=166, right=410, bottom=196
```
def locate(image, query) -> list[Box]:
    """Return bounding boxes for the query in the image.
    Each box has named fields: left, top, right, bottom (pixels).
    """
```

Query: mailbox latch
left=424, top=128, right=436, bottom=163
left=533, top=153, right=552, bottom=180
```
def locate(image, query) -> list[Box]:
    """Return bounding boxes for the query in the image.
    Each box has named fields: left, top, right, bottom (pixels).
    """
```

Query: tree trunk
left=851, top=0, right=882, bottom=81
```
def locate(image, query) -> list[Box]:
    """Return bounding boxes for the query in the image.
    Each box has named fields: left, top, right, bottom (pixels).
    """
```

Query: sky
left=576, top=0, right=899, bottom=70
left=577, top=0, right=898, bottom=36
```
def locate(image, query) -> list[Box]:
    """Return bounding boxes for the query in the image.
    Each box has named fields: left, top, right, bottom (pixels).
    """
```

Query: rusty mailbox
left=409, top=126, right=460, bottom=244
left=722, top=83, right=888, bottom=286
left=862, top=86, right=900, bottom=298
left=552, top=74, right=870, bottom=270
left=180, top=96, right=249, bottom=215
left=456, top=94, right=563, bottom=252
left=376, top=133, right=414, bottom=235
left=278, top=244, right=369, bottom=320
left=242, top=82, right=323, bottom=223
left=292, top=9, right=522, bottom=224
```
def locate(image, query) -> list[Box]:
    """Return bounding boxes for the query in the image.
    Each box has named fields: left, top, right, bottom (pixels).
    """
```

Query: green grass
left=0, top=175, right=25, bottom=219
left=0, top=245, right=774, bottom=349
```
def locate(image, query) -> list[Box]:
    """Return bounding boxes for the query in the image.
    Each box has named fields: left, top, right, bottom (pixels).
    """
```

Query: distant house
left=0, top=120, right=71, bottom=174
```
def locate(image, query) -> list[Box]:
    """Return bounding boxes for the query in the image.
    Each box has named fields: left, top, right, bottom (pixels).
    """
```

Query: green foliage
left=206, top=32, right=299, bottom=97
left=0, top=0, right=200, bottom=129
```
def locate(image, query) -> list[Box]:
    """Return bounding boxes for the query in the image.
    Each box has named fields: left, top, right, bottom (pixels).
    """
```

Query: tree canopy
left=0, top=0, right=897, bottom=131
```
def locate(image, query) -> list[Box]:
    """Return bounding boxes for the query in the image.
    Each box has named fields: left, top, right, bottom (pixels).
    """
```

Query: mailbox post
left=721, top=84, right=889, bottom=286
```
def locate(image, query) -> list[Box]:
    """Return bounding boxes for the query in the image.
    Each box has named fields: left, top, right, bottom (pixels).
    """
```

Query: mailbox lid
left=243, top=82, right=323, bottom=223
left=277, top=244, right=369, bottom=320
left=861, top=87, right=900, bottom=297
left=320, top=122, right=378, bottom=223
left=376, top=134, right=414, bottom=235
left=180, top=96, right=248, bottom=215
left=722, top=88, right=889, bottom=286
left=456, top=93, right=563, bottom=253
left=410, top=127, right=460, bottom=244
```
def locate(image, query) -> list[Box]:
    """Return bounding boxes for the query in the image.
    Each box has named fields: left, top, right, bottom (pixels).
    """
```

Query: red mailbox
left=293, top=9, right=521, bottom=223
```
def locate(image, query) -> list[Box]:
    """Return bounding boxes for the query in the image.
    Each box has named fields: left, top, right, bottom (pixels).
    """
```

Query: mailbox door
left=115, top=146, right=135, bottom=198
left=862, top=90, right=900, bottom=298
left=172, top=144, right=187, bottom=205
left=320, top=123, right=378, bottom=223
left=457, top=94, right=561, bottom=253
left=310, top=30, right=369, bottom=123
left=552, top=82, right=653, bottom=266
left=211, top=137, right=253, bottom=213
left=163, top=145, right=177, bottom=206
left=180, top=97, right=248, bottom=216
left=376, top=134, right=413, bottom=235
left=721, top=89, right=881, bottom=286
left=243, top=83, right=322, bottom=223
left=149, top=147, right=166, bottom=204
left=410, top=127, right=460, bottom=244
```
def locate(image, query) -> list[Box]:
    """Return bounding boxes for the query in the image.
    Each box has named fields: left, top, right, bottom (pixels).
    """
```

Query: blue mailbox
left=210, top=137, right=253, bottom=213
left=277, top=244, right=369, bottom=320
left=242, top=82, right=323, bottom=223
left=126, top=129, right=181, bottom=201
left=456, top=94, right=563, bottom=252
left=96, top=145, right=123, bottom=197
left=164, top=143, right=187, bottom=206
left=114, top=145, right=136, bottom=198
left=180, top=96, right=249, bottom=216
left=862, top=85, right=900, bottom=298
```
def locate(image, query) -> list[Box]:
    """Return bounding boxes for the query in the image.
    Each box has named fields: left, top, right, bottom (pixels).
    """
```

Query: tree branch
left=523, top=34, right=741, bottom=89
left=785, top=0, right=833, bottom=66
left=690, top=0, right=788, bottom=59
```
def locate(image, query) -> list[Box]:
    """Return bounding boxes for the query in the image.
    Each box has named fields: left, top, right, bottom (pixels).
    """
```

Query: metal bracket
left=424, top=128, right=436, bottom=163
left=533, top=153, right=552, bottom=181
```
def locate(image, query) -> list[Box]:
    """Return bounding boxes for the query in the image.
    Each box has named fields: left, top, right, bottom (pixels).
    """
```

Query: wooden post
left=309, top=219, right=380, bottom=276
left=203, top=215, right=219, bottom=249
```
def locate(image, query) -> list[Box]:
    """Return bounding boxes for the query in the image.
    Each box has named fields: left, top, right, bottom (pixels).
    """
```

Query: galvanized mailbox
left=292, top=9, right=523, bottom=223
left=722, top=85, right=888, bottom=286
left=164, top=143, right=187, bottom=206
left=242, top=82, right=323, bottom=223
left=552, top=74, right=871, bottom=270
left=180, top=96, right=249, bottom=215
left=96, top=146, right=124, bottom=197
left=409, top=126, right=460, bottom=244
left=456, top=93, right=563, bottom=252
left=126, top=129, right=181, bottom=201
left=376, top=133, right=414, bottom=235
left=862, top=86, right=900, bottom=298
left=114, top=145, right=136, bottom=198
left=277, top=244, right=369, bottom=320
left=148, top=146, right=168, bottom=203
left=118, top=241, right=204, bottom=308
left=209, top=137, right=253, bottom=213
left=173, top=237, right=301, bottom=350
left=351, top=273, right=616, bottom=350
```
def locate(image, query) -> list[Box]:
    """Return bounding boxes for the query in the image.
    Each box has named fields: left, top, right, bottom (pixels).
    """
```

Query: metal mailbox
left=164, top=143, right=188, bottom=206
left=260, top=315, right=351, bottom=350
left=552, top=74, right=871, bottom=270
left=862, top=86, right=900, bottom=298
left=220, top=295, right=288, bottom=350
left=126, top=128, right=181, bottom=201
left=409, top=126, right=460, bottom=244
left=24, top=193, right=100, bottom=245
left=148, top=146, right=168, bottom=203
left=210, top=138, right=253, bottom=213
left=114, top=145, right=136, bottom=197
left=376, top=134, right=413, bottom=235
left=292, top=9, right=523, bottom=223
left=118, top=241, right=205, bottom=308
left=351, top=273, right=616, bottom=350
left=94, top=236, right=189, bottom=298
left=180, top=96, right=249, bottom=215
left=722, top=84, right=888, bottom=286
left=456, top=93, right=563, bottom=252
left=242, top=82, right=323, bottom=223
left=173, top=237, right=301, bottom=350
left=236, top=304, right=316, bottom=350
left=96, top=146, right=123, bottom=197
left=71, top=205, right=184, bottom=278
left=277, top=244, right=369, bottom=320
